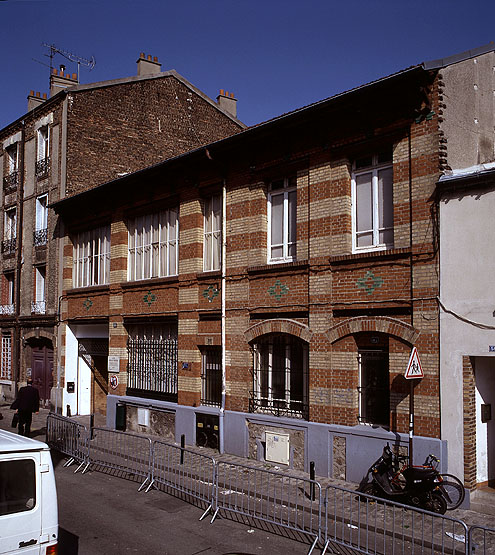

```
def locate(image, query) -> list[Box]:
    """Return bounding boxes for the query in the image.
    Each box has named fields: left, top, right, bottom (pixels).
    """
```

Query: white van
left=0, top=430, right=58, bottom=554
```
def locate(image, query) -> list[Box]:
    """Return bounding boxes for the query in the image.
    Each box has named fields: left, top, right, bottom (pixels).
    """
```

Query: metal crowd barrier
left=468, top=524, right=495, bottom=554
left=322, top=485, right=469, bottom=555
left=148, top=439, right=217, bottom=518
left=83, top=427, right=153, bottom=491
left=212, top=460, right=321, bottom=554
left=46, top=413, right=89, bottom=472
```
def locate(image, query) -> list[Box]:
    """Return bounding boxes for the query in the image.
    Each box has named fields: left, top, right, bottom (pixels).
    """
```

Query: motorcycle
left=358, top=443, right=448, bottom=514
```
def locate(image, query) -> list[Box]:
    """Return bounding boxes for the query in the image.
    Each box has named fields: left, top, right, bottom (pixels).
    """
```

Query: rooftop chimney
left=217, top=89, right=237, bottom=118
left=27, top=90, right=48, bottom=111
left=50, top=65, right=79, bottom=97
left=137, top=53, right=162, bottom=76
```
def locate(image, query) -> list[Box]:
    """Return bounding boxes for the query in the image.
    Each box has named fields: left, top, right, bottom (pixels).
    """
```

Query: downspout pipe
left=220, top=179, right=227, bottom=454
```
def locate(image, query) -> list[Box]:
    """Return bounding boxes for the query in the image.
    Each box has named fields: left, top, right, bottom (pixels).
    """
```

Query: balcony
left=31, top=301, right=46, bottom=314
left=1, top=238, right=16, bottom=256
left=3, top=171, right=19, bottom=194
left=34, top=228, right=48, bottom=247
left=0, top=304, right=14, bottom=315
left=35, top=157, right=50, bottom=180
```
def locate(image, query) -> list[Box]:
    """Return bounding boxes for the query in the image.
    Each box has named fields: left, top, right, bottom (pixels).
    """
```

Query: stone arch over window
left=244, top=319, right=313, bottom=344
left=326, top=316, right=419, bottom=345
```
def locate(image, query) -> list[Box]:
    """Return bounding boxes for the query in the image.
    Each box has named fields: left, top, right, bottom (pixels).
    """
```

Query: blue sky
left=1, top=0, right=494, bottom=129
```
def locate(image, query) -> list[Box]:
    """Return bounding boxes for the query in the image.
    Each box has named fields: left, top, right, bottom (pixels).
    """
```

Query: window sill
left=67, top=284, right=110, bottom=295
left=121, top=276, right=179, bottom=290
left=196, top=270, right=221, bottom=281
left=329, top=247, right=410, bottom=266
left=247, top=259, right=309, bottom=275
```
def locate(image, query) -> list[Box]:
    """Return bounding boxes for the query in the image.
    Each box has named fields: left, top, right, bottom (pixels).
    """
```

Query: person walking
left=11, top=379, right=40, bottom=436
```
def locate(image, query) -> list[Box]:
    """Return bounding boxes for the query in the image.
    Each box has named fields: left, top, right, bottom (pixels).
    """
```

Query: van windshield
left=0, top=459, right=36, bottom=515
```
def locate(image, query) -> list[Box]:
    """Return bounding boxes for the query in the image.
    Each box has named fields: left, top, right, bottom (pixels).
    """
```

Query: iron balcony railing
left=249, top=393, right=309, bottom=420
left=127, top=337, right=178, bottom=401
left=34, top=228, right=48, bottom=247
left=35, top=157, right=50, bottom=179
left=1, top=238, right=16, bottom=255
left=31, top=301, right=46, bottom=314
left=0, top=304, right=14, bottom=315
left=3, top=171, right=19, bottom=193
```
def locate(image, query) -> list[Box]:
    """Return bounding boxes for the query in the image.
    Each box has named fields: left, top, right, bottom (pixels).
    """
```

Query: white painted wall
left=63, top=324, right=108, bottom=416
left=439, top=185, right=495, bottom=481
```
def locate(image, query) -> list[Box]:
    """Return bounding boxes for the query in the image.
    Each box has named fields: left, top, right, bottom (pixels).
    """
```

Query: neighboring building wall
left=439, top=183, right=495, bottom=484
left=440, top=51, right=495, bottom=169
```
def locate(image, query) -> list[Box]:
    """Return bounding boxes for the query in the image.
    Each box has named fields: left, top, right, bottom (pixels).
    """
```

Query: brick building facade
left=0, top=53, right=244, bottom=407
left=53, top=44, right=495, bottom=489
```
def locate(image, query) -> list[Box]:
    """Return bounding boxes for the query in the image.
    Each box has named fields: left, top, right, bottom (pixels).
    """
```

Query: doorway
left=358, top=350, right=390, bottom=427
left=31, top=341, right=54, bottom=407
left=475, top=357, right=495, bottom=487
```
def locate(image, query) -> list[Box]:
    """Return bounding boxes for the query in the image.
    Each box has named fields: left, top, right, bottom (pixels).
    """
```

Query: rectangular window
left=201, top=347, right=222, bottom=407
left=0, top=334, right=12, bottom=380
left=252, top=334, right=308, bottom=419
left=0, top=274, right=14, bottom=315
left=37, top=126, right=49, bottom=161
left=32, top=266, right=46, bottom=315
left=126, top=324, right=178, bottom=400
left=268, top=177, right=296, bottom=263
left=73, top=226, right=111, bottom=288
left=6, top=144, right=18, bottom=175
left=4, top=208, right=16, bottom=241
left=34, top=195, right=48, bottom=246
left=203, top=195, right=222, bottom=271
left=128, top=209, right=178, bottom=281
left=358, top=350, right=390, bottom=427
left=352, top=151, right=393, bottom=252
left=0, top=459, right=36, bottom=515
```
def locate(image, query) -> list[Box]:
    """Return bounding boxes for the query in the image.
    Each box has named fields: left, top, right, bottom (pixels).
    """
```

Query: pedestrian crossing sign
left=405, top=346, right=424, bottom=379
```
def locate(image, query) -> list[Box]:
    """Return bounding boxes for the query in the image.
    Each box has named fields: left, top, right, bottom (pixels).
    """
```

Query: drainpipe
left=13, top=119, right=26, bottom=398
left=219, top=179, right=227, bottom=454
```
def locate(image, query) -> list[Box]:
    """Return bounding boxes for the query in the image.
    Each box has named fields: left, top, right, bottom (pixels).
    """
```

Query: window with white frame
left=6, top=144, right=18, bottom=175
left=128, top=209, right=178, bottom=281
left=352, top=151, right=393, bottom=252
left=0, top=334, right=12, bottom=380
left=252, top=334, right=308, bottom=419
left=1, top=273, right=15, bottom=315
left=37, top=126, right=49, bottom=161
left=203, top=195, right=222, bottom=271
left=32, top=266, right=46, bottom=314
left=4, top=208, right=16, bottom=241
left=73, top=226, right=111, bottom=288
left=268, top=177, right=296, bottom=263
left=34, top=195, right=48, bottom=246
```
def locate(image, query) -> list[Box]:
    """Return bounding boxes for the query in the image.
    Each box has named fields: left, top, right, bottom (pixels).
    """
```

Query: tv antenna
left=41, top=43, right=95, bottom=82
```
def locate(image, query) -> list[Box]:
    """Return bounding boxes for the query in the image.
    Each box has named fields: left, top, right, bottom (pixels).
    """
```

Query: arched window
left=251, top=334, right=308, bottom=419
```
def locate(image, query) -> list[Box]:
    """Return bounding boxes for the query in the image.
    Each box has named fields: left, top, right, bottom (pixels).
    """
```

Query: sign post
left=404, top=347, right=424, bottom=466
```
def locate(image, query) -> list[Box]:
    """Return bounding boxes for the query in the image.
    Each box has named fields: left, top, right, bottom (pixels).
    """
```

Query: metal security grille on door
left=127, top=337, right=178, bottom=400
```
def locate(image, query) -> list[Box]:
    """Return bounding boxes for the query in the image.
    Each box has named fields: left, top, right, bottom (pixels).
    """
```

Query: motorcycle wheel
left=438, top=474, right=465, bottom=510
left=426, top=491, right=447, bottom=515
left=360, top=482, right=381, bottom=500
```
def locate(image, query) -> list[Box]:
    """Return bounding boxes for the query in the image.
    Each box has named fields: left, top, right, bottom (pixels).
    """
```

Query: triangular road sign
left=405, top=346, right=424, bottom=379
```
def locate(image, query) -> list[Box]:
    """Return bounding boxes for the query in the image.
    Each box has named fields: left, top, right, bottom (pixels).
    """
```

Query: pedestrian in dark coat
left=11, top=379, right=40, bottom=436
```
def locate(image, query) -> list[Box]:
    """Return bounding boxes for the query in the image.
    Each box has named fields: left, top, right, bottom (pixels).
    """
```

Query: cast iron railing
left=35, top=157, right=50, bottom=179
left=1, top=238, right=16, bottom=255
left=3, top=171, right=19, bottom=193
left=34, top=228, right=48, bottom=246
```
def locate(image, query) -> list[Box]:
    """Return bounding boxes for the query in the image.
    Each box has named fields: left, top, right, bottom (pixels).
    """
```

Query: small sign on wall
left=108, top=355, right=120, bottom=373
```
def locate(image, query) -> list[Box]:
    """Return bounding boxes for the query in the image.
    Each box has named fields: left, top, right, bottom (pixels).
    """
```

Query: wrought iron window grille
left=127, top=337, right=178, bottom=401
left=201, top=348, right=222, bottom=407
left=3, top=171, right=19, bottom=193
left=35, top=157, right=50, bottom=179
left=1, top=238, right=16, bottom=255
left=31, top=301, right=46, bottom=314
left=34, top=228, right=48, bottom=247
left=0, top=304, right=14, bottom=315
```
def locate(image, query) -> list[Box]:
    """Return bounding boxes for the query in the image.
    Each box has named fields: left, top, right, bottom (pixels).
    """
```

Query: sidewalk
left=1, top=404, right=493, bottom=533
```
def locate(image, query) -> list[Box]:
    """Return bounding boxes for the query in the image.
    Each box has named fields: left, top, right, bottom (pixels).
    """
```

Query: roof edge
left=423, top=42, right=495, bottom=70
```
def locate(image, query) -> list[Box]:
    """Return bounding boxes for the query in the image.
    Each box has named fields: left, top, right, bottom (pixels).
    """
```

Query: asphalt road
left=53, top=452, right=306, bottom=555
